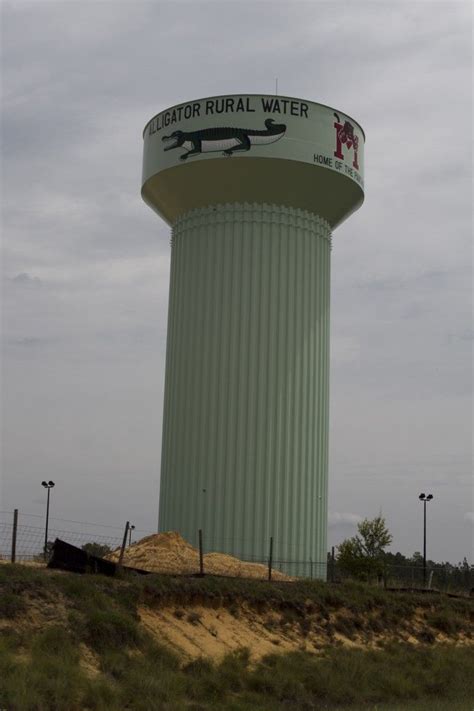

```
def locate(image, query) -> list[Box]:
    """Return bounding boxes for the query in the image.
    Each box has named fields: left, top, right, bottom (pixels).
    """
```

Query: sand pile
left=106, top=531, right=290, bottom=581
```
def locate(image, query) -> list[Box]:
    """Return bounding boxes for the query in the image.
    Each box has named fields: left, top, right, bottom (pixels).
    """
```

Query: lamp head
left=419, top=493, right=426, bottom=500
left=41, top=481, right=48, bottom=488
left=427, top=494, right=433, bottom=500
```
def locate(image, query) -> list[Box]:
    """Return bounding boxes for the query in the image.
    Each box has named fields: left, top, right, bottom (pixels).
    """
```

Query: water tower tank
left=142, top=94, right=365, bottom=577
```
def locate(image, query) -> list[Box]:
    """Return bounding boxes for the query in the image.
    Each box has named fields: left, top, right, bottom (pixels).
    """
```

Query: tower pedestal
left=159, top=203, right=331, bottom=576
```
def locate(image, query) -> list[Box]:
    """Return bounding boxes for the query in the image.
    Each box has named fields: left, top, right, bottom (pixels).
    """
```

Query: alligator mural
left=162, top=118, right=286, bottom=160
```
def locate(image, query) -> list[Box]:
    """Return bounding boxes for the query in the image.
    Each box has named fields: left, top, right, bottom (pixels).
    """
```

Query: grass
left=0, top=590, right=27, bottom=618
left=0, top=564, right=473, bottom=710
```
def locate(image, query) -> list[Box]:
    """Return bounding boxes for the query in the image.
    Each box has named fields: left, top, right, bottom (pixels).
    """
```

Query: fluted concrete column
left=159, top=203, right=331, bottom=573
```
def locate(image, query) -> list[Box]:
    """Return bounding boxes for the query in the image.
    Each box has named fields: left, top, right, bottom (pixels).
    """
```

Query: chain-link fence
left=0, top=521, right=123, bottom=562
left=1, top=510, right=472, bottom=591
left=382, top=563, right=474, bottom=592
left=0, top=510, right=137, bottom=563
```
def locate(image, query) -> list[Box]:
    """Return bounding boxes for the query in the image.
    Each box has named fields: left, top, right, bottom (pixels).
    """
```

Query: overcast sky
left=1, top=1, right=472, bottom=563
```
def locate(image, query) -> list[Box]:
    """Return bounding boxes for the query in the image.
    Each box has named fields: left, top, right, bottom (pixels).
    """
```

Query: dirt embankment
left=138, top=601, right=473, bottom=663
left=2, top=540, right=473, bottom=674
left=2, top=570, right=472, bottom=666
left=3, top=584, right=473, bottom=667
left=1, top=564, right=473, bottom=711
left=106, top=531, right=290, bottom=581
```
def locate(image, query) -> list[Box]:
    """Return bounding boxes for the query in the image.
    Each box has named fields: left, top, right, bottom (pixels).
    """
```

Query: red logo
left=333, top=113, right=359, bottom=170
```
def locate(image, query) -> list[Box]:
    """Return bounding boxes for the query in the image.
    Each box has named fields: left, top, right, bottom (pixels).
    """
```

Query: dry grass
left=0, top=563, right=473, bottom=710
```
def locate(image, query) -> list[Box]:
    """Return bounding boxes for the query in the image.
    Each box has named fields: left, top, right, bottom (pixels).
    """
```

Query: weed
left=333, top=615, right=357, bottom=638
left=187, top=610, right=202, bottom=625
left=263, top=615, right=278, bottom=631
left=418, top=629, right=436, bottom=644
left=298, top=616, right=312, bottom=635
left=32, top=625, right=79, bottom=662
left=183, top=657, right=214, bottom=677
left=184, top=657, right=224, bottom=704
left=367, top=614, right=385, bottom=633
left=120, top=662, right=186, bottom=709
left=279, top=608, right=299, bottom=627
left=0, top=591, right=26, bottom=618
left=143, top=639, right=180, bottom=671
left=82, top=608, right=142, bottom=653
left=0, top=631, right=85, bottom=711
left=228, top=601, right=240, bottom=617
left=216, top=649, right=250, bottom=692
left=324, top=620, right=335, bottom=638
left=99, top=648, right=131, bottom=679
left=1, top=565, right=473, bottom=711
left=81, top=677, right=119, bottom=710
left=426, top=610, right=464, bottom=635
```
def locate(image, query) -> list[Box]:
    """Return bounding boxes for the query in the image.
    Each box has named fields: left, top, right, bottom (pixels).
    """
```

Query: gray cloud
left=328, top=512, right=362, bottom=527
left=1, top=1, right=472, bottom=562
left=10, top=273, right=43, bottom=286
left=7, top=337, right=52, bottom=348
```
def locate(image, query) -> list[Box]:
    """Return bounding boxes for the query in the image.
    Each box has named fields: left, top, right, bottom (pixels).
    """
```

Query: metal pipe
left=11, top=509, right=18, bottom=563
left=423, top=499, right=427, bottom=587
left=44, top=488, right=51, bottom=560
left=118, top=521, right=130, bottom=569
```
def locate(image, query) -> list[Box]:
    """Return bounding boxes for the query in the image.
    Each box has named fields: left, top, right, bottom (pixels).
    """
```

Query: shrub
left=1, top=637, right=84, bottom=711
left=427, top=610, right=463, bottom=635
left=183, top=657, right=214, bottom=677
left=81, top=542, right=113, bottom=558
left=31, top=626, right=79, bottom=662
left=83, top=608, right=142, bottom=653
left=333, top=615, right=356, bottom=638
left=80, top=677, right=119, bottom=711
left=228, top=602, right=240, bottom=617
left=418, top=629, right=436, bottom=644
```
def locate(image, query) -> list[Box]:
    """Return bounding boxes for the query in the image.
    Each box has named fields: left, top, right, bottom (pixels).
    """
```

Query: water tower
left=142, top=94, right=364, bottom=577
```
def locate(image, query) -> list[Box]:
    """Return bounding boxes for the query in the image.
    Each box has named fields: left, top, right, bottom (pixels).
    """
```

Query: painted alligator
left=162, top=118, right=286, bottom=160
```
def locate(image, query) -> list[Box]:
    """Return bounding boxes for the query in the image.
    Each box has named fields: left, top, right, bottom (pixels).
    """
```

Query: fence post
left=11, top=509, right=18, bottom=563
left=198, top=529, right=204, bottom=575
left=117, top=521, right=130, bottom=570
left=268, top=537, right=273, bottom=581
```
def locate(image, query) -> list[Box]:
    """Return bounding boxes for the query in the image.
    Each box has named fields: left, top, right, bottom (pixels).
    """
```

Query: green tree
left=337, top=515, right=392, bottom=581
left=410, top=551, right=423, bottom=566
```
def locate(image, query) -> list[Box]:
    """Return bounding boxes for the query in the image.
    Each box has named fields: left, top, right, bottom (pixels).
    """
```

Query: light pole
left=129, top=524, right=135, bottom=547
left=41, top=481, right=55, bottom=560
left=418, top=493, right=433, bottom=587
